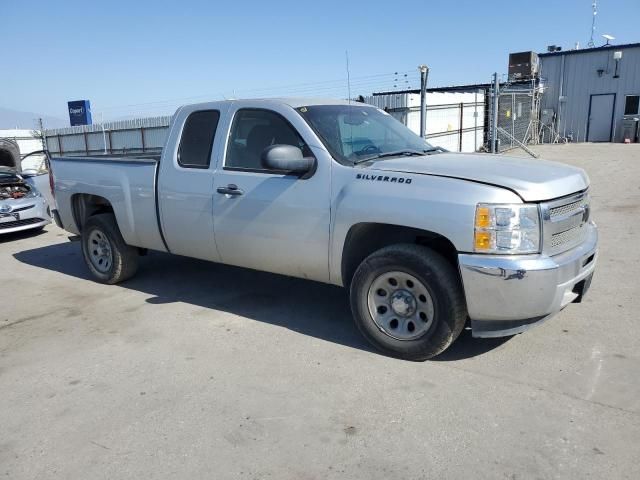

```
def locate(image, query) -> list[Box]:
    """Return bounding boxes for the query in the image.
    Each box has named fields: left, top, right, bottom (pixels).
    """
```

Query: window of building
left=225, top=109, right=311, bottom=171
left=178, top=110, right=220, bottom=168
left=624, top=95, right=640, bottom=115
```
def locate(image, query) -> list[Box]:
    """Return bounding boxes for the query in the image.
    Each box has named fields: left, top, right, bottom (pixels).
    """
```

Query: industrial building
left=539, top=42, right=640, bottom=143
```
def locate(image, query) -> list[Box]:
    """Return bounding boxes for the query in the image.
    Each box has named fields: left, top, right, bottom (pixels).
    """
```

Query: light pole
left=419, top=65, right=429, bottom=139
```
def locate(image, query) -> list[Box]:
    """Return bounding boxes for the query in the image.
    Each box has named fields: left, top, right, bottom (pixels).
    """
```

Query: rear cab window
left=178, top=110, right=220, bottom=168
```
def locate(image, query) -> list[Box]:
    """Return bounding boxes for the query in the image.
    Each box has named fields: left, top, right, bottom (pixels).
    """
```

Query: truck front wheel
left=81, top=213, right=139, bottom=284
left=350, top=244, right=467, bottom=361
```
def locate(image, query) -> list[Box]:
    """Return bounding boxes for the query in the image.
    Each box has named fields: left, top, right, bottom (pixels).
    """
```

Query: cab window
left=178, top=110, right=220, bottom=168
left=225, top=109, right=311, bottom=171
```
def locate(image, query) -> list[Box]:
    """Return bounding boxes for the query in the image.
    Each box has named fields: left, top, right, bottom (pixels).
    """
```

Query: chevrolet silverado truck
left=49, top=99, right=598, bottom=360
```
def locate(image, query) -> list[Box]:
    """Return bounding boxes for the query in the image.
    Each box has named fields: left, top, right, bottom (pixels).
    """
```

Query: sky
left=2, top=0, right=639, bottom=125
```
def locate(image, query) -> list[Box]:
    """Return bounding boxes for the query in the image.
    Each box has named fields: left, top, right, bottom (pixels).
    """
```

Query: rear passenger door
left=211, top=103, right=331, bottom=283
left=158, top=104, right=228, bottom=261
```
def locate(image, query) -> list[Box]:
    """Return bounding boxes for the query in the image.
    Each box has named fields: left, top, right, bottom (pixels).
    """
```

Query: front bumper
left=458, top=221, right=598, bottom=338
left=0, top=196, right=51, bottom=235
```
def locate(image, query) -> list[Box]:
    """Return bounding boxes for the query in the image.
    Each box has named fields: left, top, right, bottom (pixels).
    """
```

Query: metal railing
left=44, top=116, right=171, bottom=157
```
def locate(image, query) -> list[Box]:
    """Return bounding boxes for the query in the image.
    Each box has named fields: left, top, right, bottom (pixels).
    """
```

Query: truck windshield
left=297, top=104, right=437, bottom=164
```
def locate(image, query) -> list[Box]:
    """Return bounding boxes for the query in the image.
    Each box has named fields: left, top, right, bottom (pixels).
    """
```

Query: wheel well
left=341, top=223, right=459, bottom=287
left=71, top=193, right=114, bottom=232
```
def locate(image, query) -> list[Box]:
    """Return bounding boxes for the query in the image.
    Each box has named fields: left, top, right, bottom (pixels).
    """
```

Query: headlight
left=474, top=203, right=540, bottom=254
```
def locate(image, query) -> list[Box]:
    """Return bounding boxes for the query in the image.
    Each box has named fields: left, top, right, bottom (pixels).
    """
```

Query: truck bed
left=50, top=155, right=167, bottom=252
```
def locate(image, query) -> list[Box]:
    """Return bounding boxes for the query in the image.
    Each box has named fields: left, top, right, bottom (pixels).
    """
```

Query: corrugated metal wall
left=539, top=45, right=640, bottom=142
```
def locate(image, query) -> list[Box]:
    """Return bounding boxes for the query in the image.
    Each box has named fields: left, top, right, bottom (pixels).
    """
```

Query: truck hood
left=366, top=153, right=589, bottom=202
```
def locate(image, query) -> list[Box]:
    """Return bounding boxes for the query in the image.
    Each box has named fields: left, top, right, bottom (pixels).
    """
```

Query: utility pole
left=491, top=72, right=500, bottom=153
left=418, top=65, right=429, bottom=138
left=37, top=118, right=46, bottom=150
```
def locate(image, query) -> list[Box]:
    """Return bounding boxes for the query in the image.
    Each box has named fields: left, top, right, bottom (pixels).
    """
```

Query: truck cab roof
left=176, top=97, right=369, bottom=112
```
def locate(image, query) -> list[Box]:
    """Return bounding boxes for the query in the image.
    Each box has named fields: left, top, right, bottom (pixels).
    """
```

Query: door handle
left=216, top=184, right=244, bottom=196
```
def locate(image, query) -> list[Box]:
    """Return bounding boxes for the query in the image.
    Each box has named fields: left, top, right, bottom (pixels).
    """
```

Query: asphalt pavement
left=1, top=143, right=639, bottom=479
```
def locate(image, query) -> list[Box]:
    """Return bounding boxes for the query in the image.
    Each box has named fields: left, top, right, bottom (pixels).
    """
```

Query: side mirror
left=261, top=144, right=315, bottom=175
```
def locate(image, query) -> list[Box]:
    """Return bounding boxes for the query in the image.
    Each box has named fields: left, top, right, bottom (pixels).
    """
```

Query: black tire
left=81, top=213, right=139, bottom=284
left=350, top=244, right=467, bottom=361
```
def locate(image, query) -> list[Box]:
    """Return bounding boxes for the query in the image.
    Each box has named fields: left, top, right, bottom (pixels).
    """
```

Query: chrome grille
left=550, top=226, right=587, bottom=249
left=542, top=191, right=590, bottom=255
left=549, top=200, right=583, bottom=219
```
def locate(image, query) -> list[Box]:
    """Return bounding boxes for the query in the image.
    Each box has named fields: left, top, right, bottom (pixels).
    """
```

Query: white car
left=0, top=150, right=51, bottom=235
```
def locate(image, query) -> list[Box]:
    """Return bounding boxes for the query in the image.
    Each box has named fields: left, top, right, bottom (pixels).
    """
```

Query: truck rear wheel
left=81, top=213, right=139, bottom=284
left=350, top=244, right=467, bottom=361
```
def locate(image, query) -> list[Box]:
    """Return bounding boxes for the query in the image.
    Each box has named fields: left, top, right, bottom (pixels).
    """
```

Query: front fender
left=329, top=167, right=522, bottom=285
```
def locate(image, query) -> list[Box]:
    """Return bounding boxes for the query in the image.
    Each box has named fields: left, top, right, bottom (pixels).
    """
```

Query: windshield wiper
left=354, top=149, right=435, bottom=164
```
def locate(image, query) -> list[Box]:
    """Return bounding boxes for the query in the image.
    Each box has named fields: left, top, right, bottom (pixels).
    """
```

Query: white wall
left=365, top=91, right=485, bottom=152
left=0, top=129, right=46, bottom=170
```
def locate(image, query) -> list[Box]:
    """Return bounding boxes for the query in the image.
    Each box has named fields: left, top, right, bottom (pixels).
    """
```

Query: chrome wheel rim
left=367, top=271, right=435, bottom=341
left=88, top=229, right=113, bottom=273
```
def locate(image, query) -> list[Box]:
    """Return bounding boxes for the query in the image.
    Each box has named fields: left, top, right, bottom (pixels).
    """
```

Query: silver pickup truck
left=49, top=98, right=598, bottom=360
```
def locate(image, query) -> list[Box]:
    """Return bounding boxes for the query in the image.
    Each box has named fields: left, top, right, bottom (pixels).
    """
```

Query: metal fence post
left=83, top=131, right=89, bottom=155
left=419, top=65, right=429, bottom=138
left=458, top=102, right=464, bottom=152
left=491, top=72, right=499, bottom=153
left=474, top=91, right=478, bottom=151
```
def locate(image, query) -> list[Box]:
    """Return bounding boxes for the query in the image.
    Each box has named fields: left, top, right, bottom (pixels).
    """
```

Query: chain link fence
left=486, top=77, right=541, bottom=156
left=496, top=90, right=535, bottom=151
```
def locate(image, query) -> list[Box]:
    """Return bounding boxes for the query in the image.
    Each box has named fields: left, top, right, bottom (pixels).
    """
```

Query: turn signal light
left=475, top=207, right=491, bottom=228
left=474, top=231, right=491, bottom=250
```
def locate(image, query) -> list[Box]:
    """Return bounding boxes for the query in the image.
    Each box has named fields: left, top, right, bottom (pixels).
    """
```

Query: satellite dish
left=602, top=34, right=615, bottom=45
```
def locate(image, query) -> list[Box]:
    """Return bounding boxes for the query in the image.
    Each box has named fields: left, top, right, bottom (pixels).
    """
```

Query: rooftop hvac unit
left=508, top=51, right=539, bottom=81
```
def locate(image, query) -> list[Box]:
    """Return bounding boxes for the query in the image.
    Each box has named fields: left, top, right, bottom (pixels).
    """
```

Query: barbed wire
left=95, top=69, right=421, bottom=117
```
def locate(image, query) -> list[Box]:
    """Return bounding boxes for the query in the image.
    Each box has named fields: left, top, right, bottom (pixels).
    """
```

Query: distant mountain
left=0, top=107, right=67, bottom=130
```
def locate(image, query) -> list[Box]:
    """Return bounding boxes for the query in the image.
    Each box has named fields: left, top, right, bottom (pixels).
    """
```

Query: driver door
left=212, top=104, right=331, bottom=282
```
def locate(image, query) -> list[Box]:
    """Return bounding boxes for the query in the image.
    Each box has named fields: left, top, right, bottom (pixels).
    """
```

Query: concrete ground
left=1, top=143, right=639, bottom=479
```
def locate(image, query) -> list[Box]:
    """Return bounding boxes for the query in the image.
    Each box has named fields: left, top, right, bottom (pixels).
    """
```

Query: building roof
left=539, top=42, right=640, bottom=57
left=373, top=83, right=493, bottom=96
left=371, top=79, right=540, bottom=96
